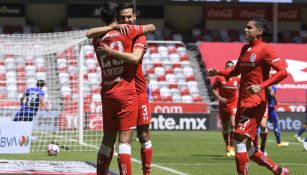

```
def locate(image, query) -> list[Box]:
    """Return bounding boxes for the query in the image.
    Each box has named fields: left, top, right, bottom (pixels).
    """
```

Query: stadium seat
left=152, top=94, right=162, bottom=101
left=180, top=53, right=189, bottom=61
left=149, top=80, right=159, bottom=90
left=26, top=65, right=36, bottom=77
left=176, top=74, right=186, bottom=83
left=165, top=67, right=174, bottom=74
left=151, top=53, right=161, bottom=62
left=192, top=95, right=203, bottom=102
left=183, top=67, right=194, bottom=76
left=154, top=67, right=165, bottom=76
left=157, top=74, right=166, bottom=81
left=170, top=88, right=181, bottom=96
left=162, top=95, right=172, bottom=102
left=59, top=72, right=70, bottom=85
left=61, top=85, right=72, bottom=99
left=182, top=95, right=193, bottom=103
left=186, top=74, right=196, bottom=81
left=160, top=87, right=171, bottom=97
left=180, top=88, right=190, bottom=96
left=172, top=95, right=182, bottom=102
left=151, top=88, right=160, bottom=97
left=169, top=83, right=178, bottom=89
left=169, top=53, right=180, bottom=62
left=27, top=78, right=37, bottom=88
left=189, top=86, right=200, bottom=96
left=36, top=72, right=46, bottom=80
left=166, top=74, right=177, bottom=83
left=187, top=81, right=198, bottom=89
left=176, top=46, right=186, bottom=55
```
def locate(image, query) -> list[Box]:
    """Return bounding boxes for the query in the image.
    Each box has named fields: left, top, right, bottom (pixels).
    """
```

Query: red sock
left=235, top=143, right=249, bottom=175
left=97, top=145, right=113, bottom=175
left=118, top=144, right=131, bottom=175
left=250, top=150, right=276, bottom=171
left=141, top=140, right=153, bottom=175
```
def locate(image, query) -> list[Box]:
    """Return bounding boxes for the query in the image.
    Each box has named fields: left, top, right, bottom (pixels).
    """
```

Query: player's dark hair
left=37, top=80, right=45, bottom=88
left=225, top=60, right=234, bottom=66
left=100, top=2, right=118, bottom=25
left=118, top=2, right=134, bottom=14
left=250, top=19, right=270, bottom=37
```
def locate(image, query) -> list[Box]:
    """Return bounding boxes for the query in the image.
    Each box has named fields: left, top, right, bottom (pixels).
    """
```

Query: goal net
left=0, top=30, right=102, bottom=152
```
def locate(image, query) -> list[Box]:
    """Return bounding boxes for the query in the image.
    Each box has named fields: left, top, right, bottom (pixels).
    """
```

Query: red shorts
left=219, top=107, right=236, bottom=122
left=137, top=93, right=151, bottom=126
left=235, top=102, right=266, bottom=142
left=102, top=90, right=138, bottom=132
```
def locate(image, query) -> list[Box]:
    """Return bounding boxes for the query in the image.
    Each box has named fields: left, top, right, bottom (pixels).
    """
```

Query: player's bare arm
left=40, top=96, right=50, bottom=112
left=86, top=25, right=115, bottom=39
left=96, top=43, right=144, bottom=64
left=207, top=68, right=219, bottom=76
left=211, top=81, right=227, bottom=103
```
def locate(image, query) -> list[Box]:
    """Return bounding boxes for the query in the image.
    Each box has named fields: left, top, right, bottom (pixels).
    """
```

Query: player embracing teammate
left=208, top=19, right=289, bottom=175
left=86, top=2, right=155, bottom=175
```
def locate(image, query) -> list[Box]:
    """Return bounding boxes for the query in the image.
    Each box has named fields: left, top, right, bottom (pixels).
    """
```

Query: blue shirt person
left=14, top=80, right=49, bottom=121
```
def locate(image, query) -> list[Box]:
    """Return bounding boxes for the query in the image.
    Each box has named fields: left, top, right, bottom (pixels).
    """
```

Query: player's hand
left=207, top=68, right=219, bottom=76
left=113, top=24, right=130, bottom=35
left=96, top=44, right=112, bottom=54
left=247, top=84, right=262, bottom=94
left=219, top=97, right=227, bottom=104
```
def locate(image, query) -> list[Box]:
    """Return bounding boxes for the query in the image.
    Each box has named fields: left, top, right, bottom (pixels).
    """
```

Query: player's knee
left=137, top=130, right=150, bottom=143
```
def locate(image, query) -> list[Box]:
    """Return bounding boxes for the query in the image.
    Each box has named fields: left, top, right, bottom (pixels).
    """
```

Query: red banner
left=150, top=102, right=209, bottom=114
left=198, top=42, right=307, bottom=104
left=205, top=6, right=300, bottom=21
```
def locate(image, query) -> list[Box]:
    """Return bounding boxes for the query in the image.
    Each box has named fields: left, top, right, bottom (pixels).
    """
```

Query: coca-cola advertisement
left=205, top=6, right=300, bottom=21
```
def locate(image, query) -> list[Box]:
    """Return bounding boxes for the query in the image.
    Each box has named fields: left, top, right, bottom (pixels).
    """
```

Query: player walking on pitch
left=208, top=19, right=289, bottom=175
left=212, top=60, right=239, bottom=157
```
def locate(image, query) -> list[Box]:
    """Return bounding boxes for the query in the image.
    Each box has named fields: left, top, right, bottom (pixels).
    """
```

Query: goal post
left=0, top=30, right=103, bottom=152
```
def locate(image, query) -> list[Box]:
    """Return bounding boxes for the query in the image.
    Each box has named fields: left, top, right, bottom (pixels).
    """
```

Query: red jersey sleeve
left=128, top=25, right=143, bottom=40
left=260, top=45, right=287, bottom=89
left=133, top=36, right=146, bottom=50
left=219, top=44, right=248, bottom=78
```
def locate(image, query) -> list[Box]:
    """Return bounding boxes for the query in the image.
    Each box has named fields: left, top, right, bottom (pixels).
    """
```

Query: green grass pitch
left=0, top=131, right=306, bottom=175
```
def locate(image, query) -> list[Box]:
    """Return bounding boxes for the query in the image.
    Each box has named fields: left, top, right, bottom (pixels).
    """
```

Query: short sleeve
left=133, top=36, right=146, bottom=50
left=128, top=25, right=143, bottom=40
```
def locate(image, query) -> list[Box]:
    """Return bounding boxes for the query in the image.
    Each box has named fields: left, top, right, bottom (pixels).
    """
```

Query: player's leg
left=118, top=129, right=134, bottom=175
left=294, top=121, right=306, bottom=142
left=269, top=107, right=289, bottom=147
left=97, top=131, right=117, bottom=175
left=220, top=109, right=231, bottom=156
left=97, top=99, right=117, bottom=175
left=137, top=124, right=152, bottom=175
left=137, top=94, right=152, bottom=175
left=259, top=117, right=268, bottom=154
left=238, top=103, right=290, bottom=175
left=117, top=90, right=138, bottom=175
left=229, top=109, right=236, bottom=156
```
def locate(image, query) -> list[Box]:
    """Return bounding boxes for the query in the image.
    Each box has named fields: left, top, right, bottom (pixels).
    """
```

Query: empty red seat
left=186, top=74, right=196, bottom=81
left=157, top=74, right=166, bottom=81
left=193, top=95, right=202, bottom=102
left=180, top=88, right=189, bottom=96
left=165, top=67, right=174, bottom=74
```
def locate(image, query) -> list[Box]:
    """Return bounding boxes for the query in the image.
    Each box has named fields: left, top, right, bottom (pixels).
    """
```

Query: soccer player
left=211, top=60, right=239, bottom=157
left=208, top=19, right=289, bottom=175
left=88, top=3, right=154, bottom=174
left=258, top=84, right=289, bottom=154
left=14, top=80, right=49, bottom=122
left=86, top=2, right=155, bottom=175
left=294, top=103, right=307, bottom=142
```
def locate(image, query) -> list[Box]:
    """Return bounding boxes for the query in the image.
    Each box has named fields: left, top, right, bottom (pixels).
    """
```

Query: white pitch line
left=156, top=163, right=307, bottom=166
left=39, top=133, right=188, bottom=175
